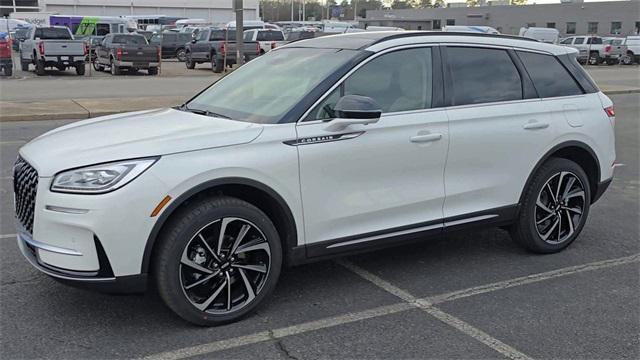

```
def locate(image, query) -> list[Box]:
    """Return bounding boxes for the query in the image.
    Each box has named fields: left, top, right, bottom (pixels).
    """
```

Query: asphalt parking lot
left=0, top=93, right=638, bottom=359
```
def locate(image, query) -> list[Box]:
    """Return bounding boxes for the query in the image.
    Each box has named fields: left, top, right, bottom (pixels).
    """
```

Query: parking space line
left=338, top=260, right=533, bottom=360
left=139, top=254, right=636, bottom=360
left=0, top=140, right=26, bottom=146
left=140, top=302, right=413, bottom=360
left=0, top=234, right=16, bottom=239
left=426, top=253, right=640, bottom=305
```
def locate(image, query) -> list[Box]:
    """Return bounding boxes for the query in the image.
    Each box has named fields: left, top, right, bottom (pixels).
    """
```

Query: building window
left=446, top=19, right=455, bottom=26
left=588, top=22, right=598, bottom=34
left=610, top=21, right=622, bottom=34
left=547, top=22, right=556, bottom=29
left=566, top=22, right=576, bottom=34
left=635, top=21, right=640, bottom=35
left=433, top=19, right=441, bottom=30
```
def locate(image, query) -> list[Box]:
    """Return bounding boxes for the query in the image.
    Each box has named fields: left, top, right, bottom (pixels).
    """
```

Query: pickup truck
left=623, top=35, right=640, bottom=65
left=19, top=26, right=86, bottom=76
left=559, top=35, right=607, bottom=65
left=185, top=27, right=260, bottom=73
left=602, top=37, right=626, bottom=65
left=243, top=29, right=287, bottom=54
left=93, top=33, right=160, bottom=75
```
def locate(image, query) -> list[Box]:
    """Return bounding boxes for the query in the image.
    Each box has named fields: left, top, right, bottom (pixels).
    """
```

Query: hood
left=20, top=108, right=263, bottom=177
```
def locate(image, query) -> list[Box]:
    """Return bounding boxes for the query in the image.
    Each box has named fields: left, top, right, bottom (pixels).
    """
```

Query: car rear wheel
left=185, top=55, right=196, bottom=69
left=588, top=52, right=601, bottom=65
left=211, top=58, right=223, bottom=73
left=176, top=48, right=187, bottom=62
left=35, top=59, right=45, bottom=76
left=154, top=196, right=282, bottom=326
left=511, top=158, right=591, bottom=253
left=75, top=64, right=85, bottom=76
left=110, top=59, right=121, bottom=75
left=148, top=67, right=158, bottom=75
left=93, top=61, right=104, bottom=72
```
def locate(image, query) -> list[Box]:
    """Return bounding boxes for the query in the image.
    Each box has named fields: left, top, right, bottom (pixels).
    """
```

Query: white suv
left=14, top=32, right=616, bottom=326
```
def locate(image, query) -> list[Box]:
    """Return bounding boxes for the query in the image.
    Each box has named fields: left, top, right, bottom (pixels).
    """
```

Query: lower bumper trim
left=18, top=231, right=83, bottom=256
left=592, top=178, right=612, bottom=203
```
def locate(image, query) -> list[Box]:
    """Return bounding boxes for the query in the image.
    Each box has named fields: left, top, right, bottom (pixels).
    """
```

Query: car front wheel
left=511, top=158, right=591, bottom=253
left=154, top=196, right=282, bottom=326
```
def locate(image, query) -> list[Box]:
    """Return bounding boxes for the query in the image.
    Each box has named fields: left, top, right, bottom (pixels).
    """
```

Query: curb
left=0, top=89, right=638, bottom=123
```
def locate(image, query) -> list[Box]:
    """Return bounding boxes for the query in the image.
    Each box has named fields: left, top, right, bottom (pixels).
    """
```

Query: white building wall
left=40, top=0, right=259, bottom=22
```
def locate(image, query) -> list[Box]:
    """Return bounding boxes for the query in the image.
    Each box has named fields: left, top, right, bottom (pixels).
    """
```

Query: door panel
left=296, top=46, right=448, bottom=246
left=297, top=111, right=448, bottom=245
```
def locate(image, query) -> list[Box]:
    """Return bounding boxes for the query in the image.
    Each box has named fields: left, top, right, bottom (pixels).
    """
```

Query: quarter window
left=517, top=51, right=583, bottom=98
left=308, top=47, right=434, bottom=120
left=447, top=47, right=522, bottom=106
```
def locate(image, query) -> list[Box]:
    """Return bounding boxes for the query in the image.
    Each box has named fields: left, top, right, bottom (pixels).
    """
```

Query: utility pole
left=234, top=0, right=244, bottom=67
left=354, top=0, right=357, bottom=21
left=291, top=0, right=294, bottom=21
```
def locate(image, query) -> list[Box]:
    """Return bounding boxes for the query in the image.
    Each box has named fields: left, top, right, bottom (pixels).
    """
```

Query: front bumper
left=17, top=229, right=147, bottom=293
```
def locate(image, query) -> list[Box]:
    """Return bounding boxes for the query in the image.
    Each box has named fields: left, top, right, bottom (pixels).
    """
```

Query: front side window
left=307, top=47, right=433, bottom=120
left=187, top=48, right=361, bottom=124
left=447, top=47, right=522, bottom=106
left=517, top=51, right=583, bottom=98
left=560, top=37, right=573, bottom=44
left=574, top=37, right=585, bottom=44
left=566, top=22, right=576, bottom=34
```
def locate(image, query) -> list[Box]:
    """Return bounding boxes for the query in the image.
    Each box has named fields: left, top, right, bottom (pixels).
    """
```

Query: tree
left=433, top=0, right=445, bottom=8
left=390, top=0, right=414, bottom=9
left=466, top=0, right=479, bottom=6
left=510, top=0, right=527, bottom=5
left=413, top=0, right=432, bottom=8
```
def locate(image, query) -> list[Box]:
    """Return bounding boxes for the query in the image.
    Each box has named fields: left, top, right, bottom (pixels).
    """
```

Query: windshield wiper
left=175, top=104, right=232, bottom=119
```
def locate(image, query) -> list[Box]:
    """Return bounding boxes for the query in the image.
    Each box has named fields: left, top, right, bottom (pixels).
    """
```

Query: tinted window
left=112, top=35, right=147, bottom=45
left=587, top=37, right=602, bottom=44
left=35, top=27, right=72, bottom=40
left=447, top=47, right=522, bottom=106
left=308, top=47, right=433, bottom=119
left=210, top=30, right=227, bottom=40
left=517, top=51, right=583, bottom=98
left=574, top=37, right=584, bottom=44
left=560, top=38, right=573, bottom=44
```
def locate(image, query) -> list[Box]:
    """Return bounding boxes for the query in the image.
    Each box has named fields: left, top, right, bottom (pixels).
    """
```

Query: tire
left=3, top=66, right=12, bottom=77
left=185, top=55, right=196, bottom=69
left=35, top=59, right=45, bottom=76
left=75, top=64, right=85, bottom=76
left=21, top=60, right=29, bottom=71
left=148, top=67, right=158, bottom=76
left=176, top=48, right=187, bottom=62
left=211, top=58, right=223, bottom=73
left=93, top=61, right=104, bottom=72
left=154, top=196, right=282, bottom=326
left=588, top=52, right=601, bottom=65
left=110, top=59, right=121, bottom=75
left=621, top=55, right=633, bottom=65
left=510, top=158, right=591, bottom=254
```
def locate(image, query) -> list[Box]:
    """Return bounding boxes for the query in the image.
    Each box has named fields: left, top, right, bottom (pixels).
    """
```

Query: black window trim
left=298, top=44, right=444, bottom=124
left=515, top=48, right=589, bottom=97
left=442, top=44, right=527, bottom=108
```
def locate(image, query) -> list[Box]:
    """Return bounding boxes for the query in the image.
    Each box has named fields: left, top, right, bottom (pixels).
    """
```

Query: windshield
left=186, top=47, right=360, bottom=124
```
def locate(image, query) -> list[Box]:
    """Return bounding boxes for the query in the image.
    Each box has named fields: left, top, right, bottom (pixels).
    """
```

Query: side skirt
left=291, top=205, right=519, bottom=265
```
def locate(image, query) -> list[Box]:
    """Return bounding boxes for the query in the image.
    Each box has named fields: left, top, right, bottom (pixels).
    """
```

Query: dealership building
left=363, top=0, right=640, bottom=37
left=1, top=0, right=259, bottom=22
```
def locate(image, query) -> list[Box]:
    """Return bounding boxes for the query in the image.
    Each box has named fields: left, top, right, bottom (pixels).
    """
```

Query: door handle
left=410, top=133, right=442, bottom=143
left=523, top=121, right=549, bottom=130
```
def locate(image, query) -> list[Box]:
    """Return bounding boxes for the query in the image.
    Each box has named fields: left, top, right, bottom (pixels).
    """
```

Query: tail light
left=84, top=43, right=89, bottom=55
left=604, top=105, right=615, bottom=118
left=257, top=42, right=260, bottom=53
left=220, top=42, right=226, bottom=55
left=604, top=44, right=612, bottom=54
left=116, top=47, right=123, bottom=61
left=38, top=42, right=45, bottom=55
left=271, top=42, right=276, bottom=50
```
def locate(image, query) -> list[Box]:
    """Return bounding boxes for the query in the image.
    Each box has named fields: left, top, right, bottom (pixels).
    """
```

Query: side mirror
left=325, top=95, right=382, bottom=132
left=191, top=39, right=197, bottom=43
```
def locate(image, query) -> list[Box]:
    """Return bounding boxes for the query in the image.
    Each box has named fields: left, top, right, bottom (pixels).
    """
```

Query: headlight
left=51, top=157, right=158, bottom=194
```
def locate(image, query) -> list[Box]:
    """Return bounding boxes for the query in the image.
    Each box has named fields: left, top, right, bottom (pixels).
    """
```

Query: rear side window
left=447, top=47, right=522, bottom=106
left=517, top=51, right=583, bottom=98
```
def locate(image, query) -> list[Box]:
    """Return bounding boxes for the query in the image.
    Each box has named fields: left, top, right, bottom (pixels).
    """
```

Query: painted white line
left=337, top=259, right=533, bottom=360
left=426, top=254, right=640, bottom=305
left=139, top=302, right=413, bottom=360
left=140, top=254, right=637, bottom=360
left=0, top=177, right=13, bottom=180
left=0, top=234, right=16, bottom=240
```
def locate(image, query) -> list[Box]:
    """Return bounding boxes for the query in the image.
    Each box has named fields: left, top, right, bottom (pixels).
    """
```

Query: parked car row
left=560, top=35, right=640, bottom=65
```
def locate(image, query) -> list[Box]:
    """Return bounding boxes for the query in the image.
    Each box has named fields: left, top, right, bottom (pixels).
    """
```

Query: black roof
left=288, top=31, right=538, bottom=50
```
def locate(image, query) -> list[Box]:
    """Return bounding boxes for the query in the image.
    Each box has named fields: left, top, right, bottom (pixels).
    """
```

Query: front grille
left=13, top=157, right=38, bottom=234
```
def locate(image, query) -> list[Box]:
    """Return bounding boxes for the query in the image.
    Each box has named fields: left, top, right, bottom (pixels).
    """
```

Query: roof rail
left=368, top=31, right=539, bottom=47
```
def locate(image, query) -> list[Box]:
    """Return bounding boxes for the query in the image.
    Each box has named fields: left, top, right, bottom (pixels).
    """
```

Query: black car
left=150, top=32, right=193, bottom=61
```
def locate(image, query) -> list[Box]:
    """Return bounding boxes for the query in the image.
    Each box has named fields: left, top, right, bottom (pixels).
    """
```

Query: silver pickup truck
left=20, top=26, right=86, bottom=76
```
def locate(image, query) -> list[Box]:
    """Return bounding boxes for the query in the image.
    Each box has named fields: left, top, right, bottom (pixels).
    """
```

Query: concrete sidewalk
left=0, top=86, right=638, bottom=123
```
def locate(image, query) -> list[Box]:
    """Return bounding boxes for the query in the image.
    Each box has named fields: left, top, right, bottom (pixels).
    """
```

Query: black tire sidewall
left=514, top=158, right=592, bottom=253
left=155, top=197, right=282, bottom=326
